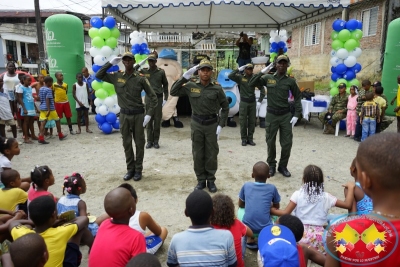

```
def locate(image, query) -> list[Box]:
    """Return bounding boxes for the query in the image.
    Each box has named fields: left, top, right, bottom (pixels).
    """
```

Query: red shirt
left=330, top=217, right=400, bottom=266
left=297, top=245, right=307, bottom=267
left=213, top=219, right=247, bottom=267
left=28, top=186, right=57, bottom=202
left=89, top=219, right=146, bottom=267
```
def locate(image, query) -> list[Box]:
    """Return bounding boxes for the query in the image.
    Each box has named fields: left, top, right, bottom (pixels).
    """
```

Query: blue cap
left=258, top=225, right=299, bottom=267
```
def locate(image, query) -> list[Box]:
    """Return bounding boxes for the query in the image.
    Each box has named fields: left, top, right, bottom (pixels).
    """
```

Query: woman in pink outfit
left=345, top=85, right=358, bottom=137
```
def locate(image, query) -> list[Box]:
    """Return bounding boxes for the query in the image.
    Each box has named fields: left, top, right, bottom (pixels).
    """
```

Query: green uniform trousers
left=191, top=120, right=219, bottom=182
left=119, top=113, right=145, bottom=172
left=265, top=112, right=292, bottom=168
left=145, top=95, right=162, bottom=143
left=239, top=101, right=256, bottom=141
left=318, top=111, right=346, bottom=126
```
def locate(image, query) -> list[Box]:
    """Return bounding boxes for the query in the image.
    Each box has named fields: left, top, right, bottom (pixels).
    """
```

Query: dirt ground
left=12, top=114, right=397, bottom=266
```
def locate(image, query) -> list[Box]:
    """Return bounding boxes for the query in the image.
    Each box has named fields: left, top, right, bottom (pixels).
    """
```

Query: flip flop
left=86, top=129, right=93, bottom=133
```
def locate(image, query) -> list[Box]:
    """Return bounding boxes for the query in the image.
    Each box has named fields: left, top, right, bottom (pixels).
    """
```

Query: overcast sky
left=2, top=0, right=103, bottom=14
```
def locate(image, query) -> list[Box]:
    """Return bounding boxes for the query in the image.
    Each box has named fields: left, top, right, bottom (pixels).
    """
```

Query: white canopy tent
left=101, top=0, right=351, bottom=32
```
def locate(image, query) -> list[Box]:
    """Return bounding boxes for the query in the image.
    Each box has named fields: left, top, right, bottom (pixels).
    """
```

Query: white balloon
left=132, top=30, right=139, bottom=37
left=89, top=47, right=101, bottom=57
left=330, top=50, right=337, bottom=57
left=112, top=94, right=118, bottom=102
left=103, top=96, right=115, bottom=108
left=336, top=48, right=349, bottom=60
left=93, top=55, right=107, bottom=66
left=270, top=30, right=277, bottom=37
left=138, top=32, right=145, bottom=39
left=98, top=105, right=109, bottom=116
left=130, top=37, right=141, bottom=45
left=344, top=56, right=357, bottom=68
left=269, top=37, right=274, bottom=44
left=94, top=98, right=104, bottom=107
left=330, top=57, right=342, bottom=67
left=108, top=55, right=117, bottom=62
left=95, top=106, right=100, bottom=114
left=273, top=36, right=280, bottom=43
left=279, top=29, right=287, bottom=37
left=111, top=48, right=120, bottom=56
left=280, top=36, right=288, bottom=42
left=100, top=46, right=113, bottom=58
left=349, top=47, right=362, bottom=58
left=110, top=104, right=120, bottom=114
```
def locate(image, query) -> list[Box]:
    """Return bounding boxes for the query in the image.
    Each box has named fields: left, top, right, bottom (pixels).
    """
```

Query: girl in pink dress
left=345, top=85, right=358, bottom=137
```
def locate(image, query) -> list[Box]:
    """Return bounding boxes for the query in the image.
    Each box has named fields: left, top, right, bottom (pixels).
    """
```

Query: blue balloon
left=95, top=114, right=106, bottom=124
left=94, top=77, right=102, bottom=82
left=335, top=63, right=347, bottom=75
left=113, top=65, right=119, bottom=71
left=331, top=73, right=340, bottom=82
left=112, top=119, right=120, bottom=129
left=103, top=16, right=116, bottom=29
left=134, top=44, right=140, bottom=51
left=140, top=43, right=148, bottom=50
left=131, top=48, right=139, bottom=55
left=357, top=20, right=363, bottom=30
left=101, top=122, right=113, bottom=134
left=331, top=66, right=336, bottom=73
left=351, top=63, right=362, bottom=73
left=92, top=64, right=101, bottom=73
left=278, top=41, right=286, bottom=48
left=97, top=123, right=102, bottom=130
left=343, top=70, right=356, bottom=81
left=106, top=112, right=117, bottom=124
left=90, top=16, right=103, bottom=28
left=332, top=19, right=346, bottom=32
left=283, top=47, right=288, bottom=53
left=346, top=19, right=358, bottom=31
left=143, top=48, right=150, bottom=55
left=271, top=42, right=278, bottom=49
left=269, top=48, right=276, bottom=53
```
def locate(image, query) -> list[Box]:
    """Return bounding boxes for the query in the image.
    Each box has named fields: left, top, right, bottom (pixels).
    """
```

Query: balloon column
left=89, top=16, right=121, bottom=134
left=130, top=31, right=150, bottom=66
left=269, top=29, right=289, bottom=62
left=329, top=19, right=363, bottom=96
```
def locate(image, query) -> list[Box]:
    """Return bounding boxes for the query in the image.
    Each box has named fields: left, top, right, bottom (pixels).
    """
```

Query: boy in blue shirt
left=239, top=161, right=280, bottom=249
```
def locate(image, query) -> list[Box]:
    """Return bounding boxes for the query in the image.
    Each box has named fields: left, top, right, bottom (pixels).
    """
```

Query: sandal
left=86, top=129, right=93, bottom=133
left=23, top=140, right=33, bottom=144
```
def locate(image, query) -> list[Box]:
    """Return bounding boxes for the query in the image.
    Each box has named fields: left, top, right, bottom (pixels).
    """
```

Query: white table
left=301, top=99, right=330, bottom=127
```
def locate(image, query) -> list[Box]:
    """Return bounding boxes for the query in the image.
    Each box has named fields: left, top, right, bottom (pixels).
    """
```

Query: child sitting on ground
left=360, top=91, right=380, bottom=141
left=0, top=75, right=17, bottom=139
left=28, top=165, right=57, bottom=205
left=211, top=193, right=253, bottom=267
left=89, top=187, right=146, bottom=267
left=0, top=169, right=27, bottom=213
left=344, top=158, right=372, bottom=215
left=167, top=190, right=237, bottom=267
left=9, top=195, right=89, bottom=267
left=118, top=183, right=168, bottom=254
left=58, top=173, right=108, bottom=238
left=238, top=161, right=280, bottom=249
left=0, top=136, right=30, bottom=190
left=0, top=210, right=26, bottom=243
left=325, top=133, right=400, bottom=266
left=271, top=165, right=354, bottom=253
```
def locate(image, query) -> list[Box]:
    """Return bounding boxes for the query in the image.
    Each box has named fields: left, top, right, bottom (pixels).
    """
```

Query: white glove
left=162, top=100, right=167, bottom=107
left=238, top=65, right=246, bottom=72
left=134, top=58, right=148, bottom=70
left=290, top=117, right=298, bottom=128
left=143, top=115, right=151, bottom=127
left=183, top=65, right=199, bottom=80
left=256, top=102, right=261, bottom=110
left=216, top=125, right=222, bottom=141
left=261, top=62, right=274, bottom=74
left=110, top=57, right=122, bottom=66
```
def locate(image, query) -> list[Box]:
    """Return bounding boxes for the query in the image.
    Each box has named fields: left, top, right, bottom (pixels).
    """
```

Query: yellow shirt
left=11, top=223, right=78, bottom=267
left=397, top=84, right=400, bottom=116
left=0, top=188, right=27, bottom=211
left=374, top=96, right=386, bottom=116
left=52, top=82, right=69, bottom=103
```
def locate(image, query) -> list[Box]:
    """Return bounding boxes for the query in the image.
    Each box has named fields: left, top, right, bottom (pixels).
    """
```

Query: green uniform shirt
left=96, top=62, right=158, bottom=116
left=249, top=72, right=302, bottom=118
left=329, top=93, right=349, bottom=114
left=228, top=69, right=265, bottom=102
left=139, top=67, right=169, bottom=100
left=170, top=77, right=229, bottom=127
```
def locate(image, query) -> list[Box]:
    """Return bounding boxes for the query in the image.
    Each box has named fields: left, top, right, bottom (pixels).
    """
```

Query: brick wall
left=288, top=0, right=385, bottom=82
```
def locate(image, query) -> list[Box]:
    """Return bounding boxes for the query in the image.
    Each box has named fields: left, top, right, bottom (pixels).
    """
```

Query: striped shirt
left=356, top=88, right=370, bottom=114
left=167, top=227, right=237, bottom=267
left=361, top=101, right=380, bottom=119
left=39, top=86, right=55, bottom=111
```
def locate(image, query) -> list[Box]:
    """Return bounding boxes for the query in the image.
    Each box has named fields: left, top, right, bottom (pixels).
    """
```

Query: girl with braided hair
left=271, top=165, right=355, bottom=253
left=27, top=165, right=57, bottom=205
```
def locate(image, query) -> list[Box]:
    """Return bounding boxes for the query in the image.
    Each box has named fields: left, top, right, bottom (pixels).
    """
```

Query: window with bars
left=362, top=6, right=379, bottom=36
left=304, top=22, right=321, bottom=46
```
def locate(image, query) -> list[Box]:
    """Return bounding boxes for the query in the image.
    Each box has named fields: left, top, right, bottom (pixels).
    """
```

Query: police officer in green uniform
left=170, top=58, right=229, bottom=192
left=249, top=55, right=301, bottom=177
left=96, top=52, right=158, bottom=181
left=228, top=63, right=265, bottom=146
left=140, top=54, right=169, bottom=149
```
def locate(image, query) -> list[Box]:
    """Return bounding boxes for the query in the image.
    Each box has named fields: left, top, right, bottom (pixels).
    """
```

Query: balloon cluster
left=89, top=16, right=121, bottom=134
left=130, top=31, right=149, bottom=65
left=329, top=19, right=363, bottom=96
left=269, top=29, right=288, bottom=62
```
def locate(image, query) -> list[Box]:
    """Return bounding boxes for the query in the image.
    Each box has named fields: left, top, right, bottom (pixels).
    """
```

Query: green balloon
left=107, top=87, right=116, bottom=96
left=92, top=80, right=102, bottom=90
left=98, top=27, right=111, bottom=39
left=95, top=88, right=108, bottom=99
left=134, top=54, right=141, bottom=62
left=346, top=87, right=351, bottom=94
left=338, top=29, right=351, bottom=42
left=331, top=40, right=344, bottom=51
left=88, top=28, right=99, bottom=39
left=91, top=36, right=105, bottom=48
left=110, top=28, right=120, bottom=39
left=331, top=31, right=339, bottom=40
left=351, top=29, right=363, bottom=40
left=103, top=82, right=114, bottom=92
left=330, top=87, right=339, bottom=96
left=348, top=78, right=360, bottom=87
left=344, top=39, right=358, bottom=51
left=105, top=37, right=117, bottom=48
left=336, top=78, right=347, bottom=87
left=329, top=80, right=336, bottom=88
left=270, top=52, right=277, bottom=58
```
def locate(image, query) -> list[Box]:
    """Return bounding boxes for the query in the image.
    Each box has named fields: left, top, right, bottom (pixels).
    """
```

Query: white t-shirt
left=290, top=189, right=337, bottom=226
left=0, top=155, right=12, bottom=188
